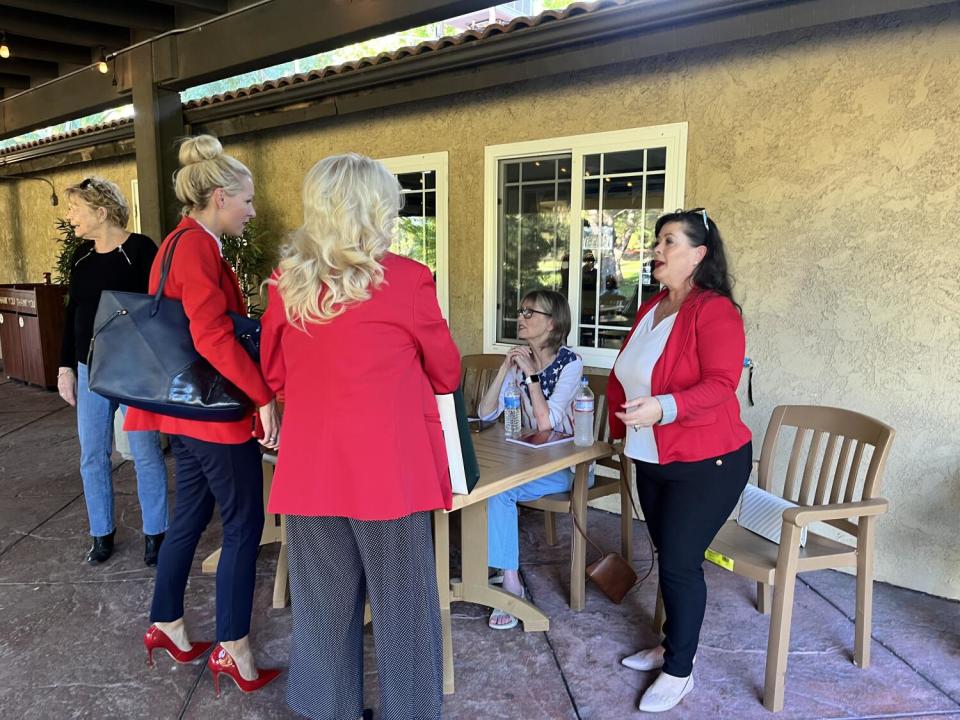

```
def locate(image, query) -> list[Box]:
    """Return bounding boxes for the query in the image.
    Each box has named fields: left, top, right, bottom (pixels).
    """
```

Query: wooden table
left=433, top=427, right=614, bottom=694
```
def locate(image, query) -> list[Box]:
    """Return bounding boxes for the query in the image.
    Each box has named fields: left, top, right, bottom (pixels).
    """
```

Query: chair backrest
left=583, top=369, right=611, bottom=443
left=758, top=405, right=895, bottom=535
left=460, top=354, right=507, bottom=418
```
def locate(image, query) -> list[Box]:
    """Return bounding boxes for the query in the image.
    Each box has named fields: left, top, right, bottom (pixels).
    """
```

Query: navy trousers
left=635, top=441, right=752, bottom=677
left=150, top=435, right=264, bottom=641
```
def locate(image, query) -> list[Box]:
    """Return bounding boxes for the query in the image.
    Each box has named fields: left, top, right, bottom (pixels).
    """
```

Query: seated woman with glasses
left=476, top=289, right=592, bottom=630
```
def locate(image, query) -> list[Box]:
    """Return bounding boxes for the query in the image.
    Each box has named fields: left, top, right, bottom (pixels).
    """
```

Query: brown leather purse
left=571, top=477, right=653, bottom=604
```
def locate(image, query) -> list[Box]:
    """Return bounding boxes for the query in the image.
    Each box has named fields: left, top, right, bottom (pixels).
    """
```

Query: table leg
left=457, top=500, right=549, bottom=632
left=570, top=461, right=589, bottom=611
left=433, top=510, right=455, bottom=695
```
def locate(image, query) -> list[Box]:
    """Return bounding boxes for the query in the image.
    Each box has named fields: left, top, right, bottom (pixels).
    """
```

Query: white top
left=195, top=218, right=224, bottom=256
left=614, top=304, right=677, bottom=463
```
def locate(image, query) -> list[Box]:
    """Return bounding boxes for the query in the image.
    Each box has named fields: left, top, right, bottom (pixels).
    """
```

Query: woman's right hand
left=57, top=367, right=76, bottom=407
left=258, top=399, right=280, bottom=450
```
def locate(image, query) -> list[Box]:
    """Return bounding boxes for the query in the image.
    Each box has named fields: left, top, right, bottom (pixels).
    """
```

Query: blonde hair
left=65, top=176, right=129, bottom=228
left=275, top=153, right=402, bottom=329
left=174, top=134, right=251, bottom=216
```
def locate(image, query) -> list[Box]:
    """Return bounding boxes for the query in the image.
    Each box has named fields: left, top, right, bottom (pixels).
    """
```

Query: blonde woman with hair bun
left=260, top=153, right=461, bottom=720
left=126, top=134, right=281, bottom=696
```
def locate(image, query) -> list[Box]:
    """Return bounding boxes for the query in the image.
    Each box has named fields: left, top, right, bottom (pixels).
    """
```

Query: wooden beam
left=0, top=35, right=92, bottom=66
left=151, top=0, right=227, bottom=12
left=0, top=58, right=59, bottom=84
left=0, top=73, right=30, bottom=90
left=0, top=1, right=174, bottom=31
left=0, top=7, right=131, bottom=48
left=130, top=43, right=184, bottom=240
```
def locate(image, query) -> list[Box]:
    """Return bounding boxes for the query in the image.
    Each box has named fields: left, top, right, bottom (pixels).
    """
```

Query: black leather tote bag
left=87, top=229, right=260, bottom=422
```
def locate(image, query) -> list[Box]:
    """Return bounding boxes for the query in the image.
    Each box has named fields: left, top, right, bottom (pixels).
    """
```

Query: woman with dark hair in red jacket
left=608, top=208, right=752, bottom=713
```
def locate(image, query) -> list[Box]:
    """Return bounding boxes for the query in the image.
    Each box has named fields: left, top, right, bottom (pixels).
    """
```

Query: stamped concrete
left=1, top=381, right=958, bottom=720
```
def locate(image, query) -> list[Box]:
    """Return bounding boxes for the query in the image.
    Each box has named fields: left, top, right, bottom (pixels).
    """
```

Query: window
left=379, top=152, right=449, bottom=317
left=483, top=124, right=687, bottom=368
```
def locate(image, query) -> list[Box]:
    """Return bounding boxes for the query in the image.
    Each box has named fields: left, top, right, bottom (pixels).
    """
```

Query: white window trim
left=483, top=123, right=687, bottom=369
left=379, top=151, right=449, bottom=318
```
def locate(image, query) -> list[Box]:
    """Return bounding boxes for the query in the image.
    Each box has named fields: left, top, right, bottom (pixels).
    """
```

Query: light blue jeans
left=487, top=466, right=595, bottom=571
left=76, top=363, right=169, bottom=537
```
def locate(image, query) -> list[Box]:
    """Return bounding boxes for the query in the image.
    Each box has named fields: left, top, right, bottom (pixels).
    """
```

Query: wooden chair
left=518, top=370, right=633, bottom=611
left=653, top=405, right=894, bottom=712
left=460, top=353, right=507, bottom=418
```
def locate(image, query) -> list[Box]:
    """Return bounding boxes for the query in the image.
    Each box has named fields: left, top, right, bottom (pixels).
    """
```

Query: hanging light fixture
left=0, top=32, right=10, bottom=59
left=97, top=47, right=108, bottom=74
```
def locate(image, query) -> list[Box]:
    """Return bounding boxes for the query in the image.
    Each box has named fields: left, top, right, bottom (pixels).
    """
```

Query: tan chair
left=460, top=353, right=508, bottom=418
left=518, top=370, right=633, bottom=611
left=653, top=405, right=894, bottom=712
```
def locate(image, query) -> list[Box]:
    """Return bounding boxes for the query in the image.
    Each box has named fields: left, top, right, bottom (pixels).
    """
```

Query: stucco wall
left=1, top=4, right=957, bottom=598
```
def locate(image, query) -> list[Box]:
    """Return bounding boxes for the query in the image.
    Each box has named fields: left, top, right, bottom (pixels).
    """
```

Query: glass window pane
left=521, top=158, right=556, bottom=183
left=397, top=172, right=422, bottom=192
left=647, top=147, right=667, bottom=172
left=423, top=170, right=436, bottom=190
left=400, top=192, right=423, bottom=217
left=603, top=149, right=644, bottom=175
left=497, top=154, right=572, bottom=344
left=424, top=191, right=436, bottom=217
left=505, top=161, right=520, bottom=183
left=584, top=153, right=601, bottom=177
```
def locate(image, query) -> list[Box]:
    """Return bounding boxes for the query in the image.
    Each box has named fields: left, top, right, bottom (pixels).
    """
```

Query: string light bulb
left=97, top=47, right=108, bottom=74
left=0, top=32, right=10, bottom=59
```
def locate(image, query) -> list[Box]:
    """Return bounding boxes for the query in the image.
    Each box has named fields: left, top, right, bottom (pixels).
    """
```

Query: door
left=18, top=314, right=45, bottom=386
left=0, top=310, right=24, bottom=381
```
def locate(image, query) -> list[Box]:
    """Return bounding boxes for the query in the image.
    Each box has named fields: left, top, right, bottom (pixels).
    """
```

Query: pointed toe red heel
left=207, top=644, right=281, bottom=697
left=144, top=625, right=213, bottom=666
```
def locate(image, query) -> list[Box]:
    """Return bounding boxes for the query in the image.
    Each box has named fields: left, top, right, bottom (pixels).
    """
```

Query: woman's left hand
left=507, top=345, right=537, bottom=375
left=258, top=399, right=280, bottom=450
left=615, top=396, right=663, bottom=430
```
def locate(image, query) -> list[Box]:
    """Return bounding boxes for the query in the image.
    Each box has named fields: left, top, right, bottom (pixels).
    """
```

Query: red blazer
left=124, top=217, right=272, bottom=444
left=260, top=253, right=461, bottom=521
left=608, top=288, right=751, bottom=464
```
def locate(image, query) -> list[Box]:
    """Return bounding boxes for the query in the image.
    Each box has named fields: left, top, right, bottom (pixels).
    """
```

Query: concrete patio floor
left=1, top=378, right=958, bottom=720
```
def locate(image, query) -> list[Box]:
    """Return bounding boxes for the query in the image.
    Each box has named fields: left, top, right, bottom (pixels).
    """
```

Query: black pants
left=150, top=435, right=264, bottom=641
left=635, top=441, right=752, bottom=677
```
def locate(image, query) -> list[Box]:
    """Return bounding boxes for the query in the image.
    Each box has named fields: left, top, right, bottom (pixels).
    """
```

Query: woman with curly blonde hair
left=261, top=153, right=461, bottom=720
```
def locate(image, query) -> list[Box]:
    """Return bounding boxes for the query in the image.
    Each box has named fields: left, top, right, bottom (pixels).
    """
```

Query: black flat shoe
left=144, top=532, right=165, bottom=567
left=85, top=530, right=115, bottom=565
left=363, top=710, right=373, bottom=720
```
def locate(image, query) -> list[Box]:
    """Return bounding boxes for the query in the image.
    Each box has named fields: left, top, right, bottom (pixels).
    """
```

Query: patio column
left=130, top=43, right=183, bottom=244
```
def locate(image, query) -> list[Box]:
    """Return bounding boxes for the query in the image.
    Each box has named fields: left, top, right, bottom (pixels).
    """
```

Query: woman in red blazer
left=260, top=153, right=460, bottom=720
left=608, top=209, right=752, bottom=713
left=125, top=135, right=280, bottom=696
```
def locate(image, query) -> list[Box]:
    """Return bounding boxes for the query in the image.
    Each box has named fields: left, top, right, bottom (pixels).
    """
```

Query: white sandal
left=488, top=587, right=524, bottom=630
left=621, top=645, right=665, bottom=671
left=638, top=672, right=694, bottom=713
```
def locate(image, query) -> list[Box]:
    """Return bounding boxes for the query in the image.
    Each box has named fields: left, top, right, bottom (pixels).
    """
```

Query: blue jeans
left=76, top=363, right=169, bottom=537
left=487, top=466, right=595, bottom=571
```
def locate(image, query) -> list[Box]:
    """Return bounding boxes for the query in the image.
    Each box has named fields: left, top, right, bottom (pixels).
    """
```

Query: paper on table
left=505, top=429, right=575, bottom=449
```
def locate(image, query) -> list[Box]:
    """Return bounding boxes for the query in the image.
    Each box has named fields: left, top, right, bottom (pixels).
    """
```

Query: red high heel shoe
left=207, top=644, right=281, bottom=697
left=144, top=625, right=212, bottom=666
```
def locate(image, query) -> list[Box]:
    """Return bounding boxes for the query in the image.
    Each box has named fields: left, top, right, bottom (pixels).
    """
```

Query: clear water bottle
left=573, top=377, right=595, bottom=447
left=504, top=381, right=522, bottom=440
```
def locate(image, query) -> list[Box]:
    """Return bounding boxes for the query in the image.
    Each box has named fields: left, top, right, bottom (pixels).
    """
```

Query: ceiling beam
left=0, top=7, right=131, bottom=48
left=0, top=58, right=59, bottom=83
left=0, top=35, right=92, bottom=66
left=0, top=1, right=174, bottom=31
left=150, top=0, right=228, bottom=11
left=0, top=73, right=31, bottom=91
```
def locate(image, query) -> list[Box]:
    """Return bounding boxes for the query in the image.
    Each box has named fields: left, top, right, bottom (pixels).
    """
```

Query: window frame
left=483, top=123, right=688, bottom=369
left=379, top=151, right=450, bottom=317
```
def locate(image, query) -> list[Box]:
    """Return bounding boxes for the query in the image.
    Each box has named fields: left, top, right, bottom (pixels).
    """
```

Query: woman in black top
left=57, top=177, right=169, bottom=566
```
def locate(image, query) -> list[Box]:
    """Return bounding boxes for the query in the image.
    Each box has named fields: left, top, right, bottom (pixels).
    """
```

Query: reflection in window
left=394, top=170, right=437, bottom=276
left=579, top=148, right=666, bottom=349
left=496, top=155, right=571, bottom=342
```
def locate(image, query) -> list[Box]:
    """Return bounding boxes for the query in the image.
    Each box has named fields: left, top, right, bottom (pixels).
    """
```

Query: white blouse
left=613, top=304, right=677, bottom=463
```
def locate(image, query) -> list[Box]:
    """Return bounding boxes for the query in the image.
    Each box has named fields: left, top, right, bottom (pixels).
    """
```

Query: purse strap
left=570, top=449, right=644, bottom=561
left=149, top=229, right=190, bottom=317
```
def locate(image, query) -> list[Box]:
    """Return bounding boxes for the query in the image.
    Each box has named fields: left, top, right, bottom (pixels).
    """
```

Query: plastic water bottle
left=504, top=381, right=522, bottom=440
left=573, top=377, right=595, bottom=447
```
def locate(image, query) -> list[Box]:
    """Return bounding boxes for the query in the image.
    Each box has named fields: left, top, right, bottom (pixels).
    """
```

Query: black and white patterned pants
left=285, top=512, right=443, bottom=720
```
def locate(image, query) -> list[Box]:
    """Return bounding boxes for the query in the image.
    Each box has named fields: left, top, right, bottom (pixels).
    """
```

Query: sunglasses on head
left=517, top=307, right=552, bottom=320
left=674, top=207, right=709, bottom=230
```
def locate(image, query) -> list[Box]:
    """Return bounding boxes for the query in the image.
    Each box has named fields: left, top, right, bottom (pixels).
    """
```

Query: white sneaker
left=638, top=672, right=694, bottom=713
left=621, top=645, right=665, bottom=671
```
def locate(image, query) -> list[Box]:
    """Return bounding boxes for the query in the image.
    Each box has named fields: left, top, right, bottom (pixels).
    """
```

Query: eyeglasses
left=517, top=307, right=552, bottom=319
left=675, top=207, right=709, bottom=230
